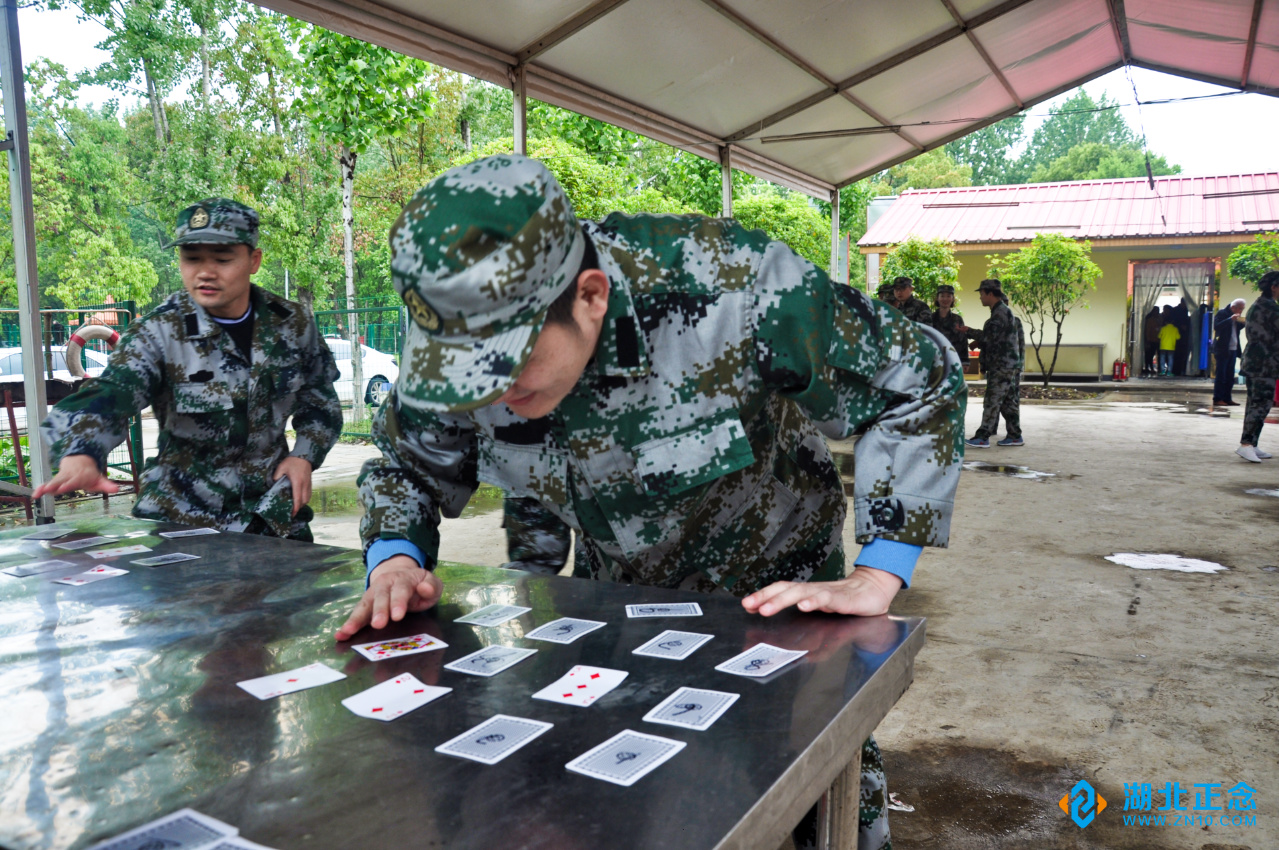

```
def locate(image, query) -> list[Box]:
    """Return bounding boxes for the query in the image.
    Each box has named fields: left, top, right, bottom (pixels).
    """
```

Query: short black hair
left=1259, top=270, right=1279, bottom=296
left=545, top=227, right=600, bottom=328
left=892, top=276, right=913, bottom=289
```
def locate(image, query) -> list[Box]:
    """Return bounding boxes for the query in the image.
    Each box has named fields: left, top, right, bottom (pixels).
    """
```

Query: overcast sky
left=12, top=4, right=1279, bottom=178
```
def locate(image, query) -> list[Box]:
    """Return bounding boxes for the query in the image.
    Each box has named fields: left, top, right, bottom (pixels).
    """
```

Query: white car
left=324, top=338, right=399, bottom=406
left=0, top=345, right=111, bottom=431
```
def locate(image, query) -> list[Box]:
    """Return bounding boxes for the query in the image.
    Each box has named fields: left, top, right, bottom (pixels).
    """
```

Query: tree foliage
left=879, top=236, right=961, bottom=306
left=1029, top=141, right=1179, bottom=183
left=1226, top=233, right=1279, bottom=286
left=869, top=148, right=972, bottom=196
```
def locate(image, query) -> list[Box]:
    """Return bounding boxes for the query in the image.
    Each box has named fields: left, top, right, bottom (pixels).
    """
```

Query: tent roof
left=254, top=0, right=1279, bottom=198
left=859, top=172, right=1279, bottom=247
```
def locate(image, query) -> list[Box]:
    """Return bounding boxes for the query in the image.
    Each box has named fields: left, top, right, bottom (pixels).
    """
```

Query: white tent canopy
left=254, top=0, right=1279, bottom=198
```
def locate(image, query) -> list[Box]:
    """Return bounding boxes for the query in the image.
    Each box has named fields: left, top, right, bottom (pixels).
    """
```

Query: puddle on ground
left=1104, top=552, right=1229, bottom=574
left=311, top=481, right=504, bottom=518
left=1245, top=488, right=1279, bottom=498
left=962, top=461, right=1058, bottom=480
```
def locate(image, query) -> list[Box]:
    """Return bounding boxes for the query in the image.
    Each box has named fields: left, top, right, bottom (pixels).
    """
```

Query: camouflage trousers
left=1240, top=377, right=1277, bottom=447
left=975, top=371, right=1021, bottom=440
left=792, top=736, right=891, bottom=850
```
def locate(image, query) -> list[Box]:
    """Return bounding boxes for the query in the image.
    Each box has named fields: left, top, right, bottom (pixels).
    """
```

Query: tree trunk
left=143, top=60, right=165, bottom=147
left=461, top=118, right=471, bottom=152
left=266, top=67, right=284, bottom=136
left=200, top=27, right=211, bottom=106
left=341, top=142, right=364, bottom=421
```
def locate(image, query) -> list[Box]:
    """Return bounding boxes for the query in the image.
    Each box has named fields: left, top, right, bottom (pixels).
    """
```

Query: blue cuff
left=853, top=538, right=921, bottom=588
left=365, top=539, right=426, bottom=586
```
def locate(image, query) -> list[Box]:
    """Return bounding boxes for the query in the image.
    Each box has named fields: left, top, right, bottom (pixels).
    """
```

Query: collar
left=588, top=229, right=650, bottom=378
left=179, top=285, right=284, bottom=340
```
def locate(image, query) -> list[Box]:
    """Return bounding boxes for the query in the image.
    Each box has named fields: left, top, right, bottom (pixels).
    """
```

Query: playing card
left=52, top=535, right=115, bottom=551
left=132, top=552, right=201, bottom=567
left=566, top=730, right=686, bottom=787
left=18, top=526, right=73, bottom=540
left=2, top=558, right=77, bottom=578
left=85, top=808, right=238, bottom=850
left=524, top=617, right=606, bottom=644
left=625, top=602, right=703, bottom=618
left=84, top=545, right=152, bottom=559
left=54, top=566, right=129, bottom=586
left=632, top=630, right=714, bottom=660
left=532, top=665, right=628, bottom=707
left=644, top=687, right=739, bottom=731
left=454, top=603, right=531, bottom=626
left=159, top=527, right=220, bottom=538
left=206, top=839, right=278, bottom=850
left=237, top=662, right=346, bottom=700
left=444, top=645, right=537, bottom=677
left=715, top=643, right=808, bottom=678
left=341, top=673, right=450, bottom=721
left=435, top=714, right=554, bottom=764
left=350, top=632, right=448, bottom=661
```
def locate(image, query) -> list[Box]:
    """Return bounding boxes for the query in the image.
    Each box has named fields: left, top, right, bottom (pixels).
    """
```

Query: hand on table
left=273, top=456, right=313, bottom=516
left=741, top=566, right=903, bottom=618
left=335, top=555, right=443, bottom=641
left=31, top=454, right=119, bottom=499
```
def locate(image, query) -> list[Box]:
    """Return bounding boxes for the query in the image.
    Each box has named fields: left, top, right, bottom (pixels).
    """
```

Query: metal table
left=0, top=516, right=924, bottom=850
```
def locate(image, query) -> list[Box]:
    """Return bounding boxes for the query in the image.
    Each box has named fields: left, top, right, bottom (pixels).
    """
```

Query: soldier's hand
left=31, top=454, right=119, bottom=500
left=273, top=456, right=313, bottom=516
left=334, top=556, right=443, bottom=642
left=741, top=566, right=902, bottom=618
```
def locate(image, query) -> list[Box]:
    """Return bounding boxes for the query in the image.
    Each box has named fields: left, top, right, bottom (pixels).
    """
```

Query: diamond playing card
left=2, top=558, right=77, bottom=578
left=454, top=603, right=531, bottom=626
left=132, top=553, right=201, bottom=567
left=85, top=807, right=238, bottom=850
left=159, top=527, right=220, bottom=538
left=632, top=630, right=714, bottom=660
left=532, top=665, right=627, bottom=707
left=566, top=730, right=686, bottom=787
left=624, top=602, right=703, bottom=618
left=350, top=632, right=448, bottom=661
left=84, top=545, right=152, bottom=559
left=444, top=645, right=537, bottom=677
left=644, top=687, right=739, bottom=731
left=435, top=714, right=554, bottom=764
left=18, top=526, right=73, bottom=541
left=524, top=617, right=606, bottom=644
left=237, top=662, right=346, bottom=700
left=715, top=643, right=808, bottom=678
left=54, top=566, right=129, bottom=586
left=341, top=673, right=450, bottom=721
left=52, top=535, right=115, bottom=551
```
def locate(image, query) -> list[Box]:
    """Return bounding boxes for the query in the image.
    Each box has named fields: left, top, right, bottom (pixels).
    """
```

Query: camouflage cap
left=163, top=198, right=259, bottom=249
left=389, top=154, right=585, bottom=412
left=976, top=278, right=1003, bottom=294
left=936, top=284, right=955, bottom=295
left=876, top=283, right=896, bottom=299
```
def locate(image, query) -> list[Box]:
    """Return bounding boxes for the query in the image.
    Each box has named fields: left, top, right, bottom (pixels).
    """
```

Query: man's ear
left=575, top=269, right=610, bottom=322
left=248, top=247, right=264, bottom=275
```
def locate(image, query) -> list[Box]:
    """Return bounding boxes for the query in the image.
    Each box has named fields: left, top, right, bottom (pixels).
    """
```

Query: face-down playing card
left=643, top=687, right=739, bottom=731
left=532, top=665, right=627, bottom=707
left=715, top=643, right=808, bottom=678
left=444, top=645, right=537, bottom=677
left=2, top=558, right=77, bottom=578
left=341, top=673, right=450, bottom=721
left=132, top=552, right=201, bottom=567
left=566, top=730, right=686, bottom=787
left=84, top=807, right=238, bottom=850
left=435, top=714, right=554, bottom=764
left=632, top=630, right=714, bottom=660
left=454, top=603, right=531, bottom=627
left=624, top=602, right=703, bottom=618
left=524, top=617, right=606, bottom=644
left=351, top=632, right=449, bottom=661
left=237, top=662, right=346, bottom=700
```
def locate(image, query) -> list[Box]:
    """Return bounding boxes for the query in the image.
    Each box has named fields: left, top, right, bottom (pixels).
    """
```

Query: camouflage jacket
left=967, top=301, right=1022, bottom=376
left=930, top=309, right=969, bottom=362
left=897, top=296, right=932, bottom=325
left=1241, top=294, right=1279, bottom=378
left=360, top=214, right=966, bottom=595
left=42, top=286, right=342, bottom=537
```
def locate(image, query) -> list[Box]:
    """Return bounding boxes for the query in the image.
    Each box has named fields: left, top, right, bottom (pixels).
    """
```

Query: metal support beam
left=829, top=188, right=841, bottom=283
left=1242, top=0, right=1263, bottom=88
left=938, top=0, right=1023, bottom=110
left=720, top=145, right=732, bottom=217
left=515, top=0, right=633, bottom=64
left=1105, top=0, right=1132, bottom=64
left=510, top=64, right=527, bottom=155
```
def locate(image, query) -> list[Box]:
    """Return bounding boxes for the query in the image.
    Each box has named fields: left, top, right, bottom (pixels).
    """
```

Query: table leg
left=816, top=749, right=863, bottom=850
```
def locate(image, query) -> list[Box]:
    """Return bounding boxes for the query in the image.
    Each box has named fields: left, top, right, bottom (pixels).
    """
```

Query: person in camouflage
left=335, top=156, right=966, bottom=850
left=36, top=199, right=343, bottom=539
left=1236, top=271, right=1279, bottom=462
left=876, top=281, right=898, bottom=309
left=892, top=276, right=932, bottom=325
left=930, top=284, right=968, bottom=367
left=962, top=279, right=1023, bottom=448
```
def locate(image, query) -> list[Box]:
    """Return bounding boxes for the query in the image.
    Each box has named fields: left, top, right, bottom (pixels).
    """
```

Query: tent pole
left=0, top=0, right=52, bottom=521
left=720, top=145, right=732, bottom=217
left=829, top=188, right=841, bottom=282
left=511, top=64, right=527, bottom=155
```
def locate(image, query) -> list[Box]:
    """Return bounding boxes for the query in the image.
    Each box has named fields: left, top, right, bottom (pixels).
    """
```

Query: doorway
left=1130, top=261, right=1216, bottom=378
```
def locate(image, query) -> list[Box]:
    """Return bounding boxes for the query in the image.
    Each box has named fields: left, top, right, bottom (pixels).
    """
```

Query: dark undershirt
left=211, top=307, right=255, bottom=360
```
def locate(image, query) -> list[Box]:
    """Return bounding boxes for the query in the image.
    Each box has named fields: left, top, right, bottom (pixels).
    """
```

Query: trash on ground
left=1104, top=553, right=1228, bottom=574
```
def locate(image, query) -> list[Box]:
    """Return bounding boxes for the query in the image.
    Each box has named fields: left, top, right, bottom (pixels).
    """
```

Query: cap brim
left=162, top=232, right=250, bottom=250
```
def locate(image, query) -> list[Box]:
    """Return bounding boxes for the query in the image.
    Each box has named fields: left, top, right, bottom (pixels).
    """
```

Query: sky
left=11, top=4, right=1279, bottom=178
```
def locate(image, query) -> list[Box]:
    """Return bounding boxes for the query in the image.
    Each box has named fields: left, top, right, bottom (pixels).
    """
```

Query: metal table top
left=0, top=516, right=923, bottom=850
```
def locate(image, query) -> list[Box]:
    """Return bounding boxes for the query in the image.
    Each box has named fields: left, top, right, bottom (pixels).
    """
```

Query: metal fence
left=313, top=304, right=408, bottom=438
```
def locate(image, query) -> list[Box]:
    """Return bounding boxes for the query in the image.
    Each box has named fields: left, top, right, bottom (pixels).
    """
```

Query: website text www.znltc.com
left=1123, top=813, right=1258, bottom=827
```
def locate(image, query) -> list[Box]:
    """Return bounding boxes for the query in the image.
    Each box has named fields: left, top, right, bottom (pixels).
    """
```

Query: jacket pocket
left=633, top=410, right=755, bottom=499
left=169, top=381, right=234, bottom=440
left=477, top=438, right=570, bottom=506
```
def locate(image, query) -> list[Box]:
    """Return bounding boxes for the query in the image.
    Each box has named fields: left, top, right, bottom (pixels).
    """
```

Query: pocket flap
left=634, top=412, right=755, bottom=498
left=477, top=439, right=570, bottom=505
left=173, top=381, right=233, bottom=413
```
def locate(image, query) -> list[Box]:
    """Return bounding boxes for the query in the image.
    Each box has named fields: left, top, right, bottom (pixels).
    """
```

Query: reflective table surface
left=0, top=517, right=924, bottom=850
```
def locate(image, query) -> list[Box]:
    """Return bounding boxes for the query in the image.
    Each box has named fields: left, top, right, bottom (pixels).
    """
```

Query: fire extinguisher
left=1112, top=359, right=1129, bottom=381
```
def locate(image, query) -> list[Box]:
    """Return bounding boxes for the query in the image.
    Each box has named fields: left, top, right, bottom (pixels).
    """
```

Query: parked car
left=324, top=338, right=399, bottom=406
left=0, top=345, right=111, bottom=431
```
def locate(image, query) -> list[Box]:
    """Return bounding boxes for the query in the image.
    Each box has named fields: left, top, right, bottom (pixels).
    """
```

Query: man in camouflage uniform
left=36, top=199, right=342, bottom=539
left=892, top=276, right=932, bottom=325
left=335, top=156, right=966, bottom=850
left=1236, top=271, right=1279, bottom=462
left=962, top=279, right=1023, bottom=448
left=875, top=281, right=898, bottom=309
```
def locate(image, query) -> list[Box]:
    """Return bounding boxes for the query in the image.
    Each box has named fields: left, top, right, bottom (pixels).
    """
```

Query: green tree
left=1019, top=89, right=1136, bottom=178
left=1227, top=233, right=1279, bottom=285
left=946, top=114, right=1026, bottom=185
left=879, top=236, right=961, bottom=305
left=868, top=148, right=972, bottom=196
left=988, top=233, right=1101, bottom=386
left=1029, top=141, right=1179, bottom=183
left=733, top=191, right=830, bottom=268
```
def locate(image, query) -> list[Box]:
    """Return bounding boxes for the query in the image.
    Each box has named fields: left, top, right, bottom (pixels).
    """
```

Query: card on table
left=52, top=535, right=116, bottom=551
left=86, top=807, right=238, bottom=850
left=524, top=617, right=606, bottom=644
left=644, top=687, right=739, bottom=731
left=454, top=603, right=531, bottom=627
left=206, top=838, right=278, bottom=850
left=444, top=645, right=537, bottom=677
left=19, top=526, right=73, bottom=541
left=2, top=558, right=77, bottom=578
left=159, top=527, right=220, bottom=539
left=632, top=630, right=714, bottom=661
left=532, top=665, right=627, bottom=707
left=132, top=553, right=201, bottom=567
left=566, top=730, right=686, bottom=787
left=435, top=714, right=554, bottom=764
left=237, top=662, right=346, bottom=700
left=84, top=545, right=152, bottom=559
left=715, top=643, right=808, bottom=678
left=54, top=566, right=129, bottom=586
left=341, top=673, right=450, bottom=721
left=350, top=632, right=448, bottom=661
left=624, top=602, right=703, bottom=618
